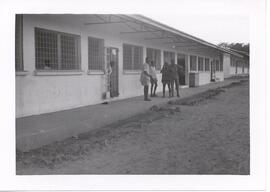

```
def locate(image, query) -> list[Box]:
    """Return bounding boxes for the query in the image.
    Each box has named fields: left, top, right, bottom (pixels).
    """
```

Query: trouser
left=162, top=82, right=171, bottom=97
left=150, top=79, right=158, bottom=95
left=144, top=85, right=149, bottom=100
left=170, top=78, right=180, bottom=96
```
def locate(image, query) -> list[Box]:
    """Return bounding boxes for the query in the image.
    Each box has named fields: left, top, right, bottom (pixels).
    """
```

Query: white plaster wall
left=198, top=72, right=211, bottom=86
left=223, top=53, right=231, bottom=78
left=236, top=66, right=243, bottom=74
left=215, top=72, right=224, bottom=81
left=16, top=15, right=174, bottom=117
left=244, top=67, right=249, bottom=74
left=16, top=15, right=225, bottom=117
left=229, top=65, right=236, bottom=75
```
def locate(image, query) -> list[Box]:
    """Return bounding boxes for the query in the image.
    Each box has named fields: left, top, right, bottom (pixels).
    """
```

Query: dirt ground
left=16, top=79, right=250, bottom=175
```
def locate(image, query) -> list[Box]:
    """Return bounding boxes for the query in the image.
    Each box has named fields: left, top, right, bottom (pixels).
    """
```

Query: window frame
left=35, top=27, right=81, bottom=71
left=198, top=57, right=204, bottom=71
left=190, top=55, right=197, bottom=72
left=15, top=14, right=24, bottom=72
left=220, top=61, right=223, bottom=71
left=123, top=43, right=143, bottom=71
left=215, top=59, right=220, bottom=71
left=205, top=58, right=210, bottom=71
left=88, top=36, right=105, bottom=71
left=163, top=50, right=176, bottom=65
left=146, top=47, right=161, bottom=70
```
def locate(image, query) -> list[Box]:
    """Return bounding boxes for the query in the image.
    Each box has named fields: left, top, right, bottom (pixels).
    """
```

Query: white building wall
left=223, top=53, right=231, bottom=78
left=215, top=72, right=224, bottom=81
left=16, top=15, right=224, bottom=118
left=16, top=15, right=171, bottom=117
left=229, top=65, right=236, bottom=75
left=198, top=72, right=211, bottom=86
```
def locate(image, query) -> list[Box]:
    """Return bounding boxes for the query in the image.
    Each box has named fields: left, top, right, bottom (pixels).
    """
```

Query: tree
left=218, top=42, right=249, bottom=53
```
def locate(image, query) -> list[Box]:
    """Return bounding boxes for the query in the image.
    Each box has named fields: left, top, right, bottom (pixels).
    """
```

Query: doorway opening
left=177, top=53, right=187, bottom=86
left=106, top=47, right=119, bottom=98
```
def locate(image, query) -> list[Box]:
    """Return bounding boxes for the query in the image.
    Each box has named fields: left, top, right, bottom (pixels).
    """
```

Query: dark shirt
left=170, top=64, right=180, bottom=79
left=161, top=65, right=172, bottom=82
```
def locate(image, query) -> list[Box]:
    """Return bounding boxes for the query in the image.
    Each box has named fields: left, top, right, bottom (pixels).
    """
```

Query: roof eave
left=127, top=14, right=243, bottom=58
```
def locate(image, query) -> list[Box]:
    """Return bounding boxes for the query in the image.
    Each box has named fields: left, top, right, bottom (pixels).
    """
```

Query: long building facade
left=15, top=14, right=245, bottom=118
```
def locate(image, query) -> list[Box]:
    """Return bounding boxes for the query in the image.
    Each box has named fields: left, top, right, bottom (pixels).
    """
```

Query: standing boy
left=161, top=62, right=172, bottom=97
left=149, top=61, right=158, bottom=97
left=140, top=57, right=152, bottom=101
left=170, top=59, right=180, bottom=97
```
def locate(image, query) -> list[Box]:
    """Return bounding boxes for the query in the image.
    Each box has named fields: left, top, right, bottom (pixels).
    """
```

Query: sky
left=139, top=0, right=251, bottom=45
left=144, top=14, right=249, bottom=45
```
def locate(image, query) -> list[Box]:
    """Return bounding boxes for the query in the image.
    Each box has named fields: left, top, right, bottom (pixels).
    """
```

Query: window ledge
left=123, top=70, right=141, bottom=74
left=34, top=70, right=84, bottom=76
left=16, top=71, right=29, bottom=76
left=87, top=70, right=105, bottom=75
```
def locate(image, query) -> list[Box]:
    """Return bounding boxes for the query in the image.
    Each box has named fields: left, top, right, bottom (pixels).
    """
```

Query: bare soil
left=16, top=80, right=249, bottom=175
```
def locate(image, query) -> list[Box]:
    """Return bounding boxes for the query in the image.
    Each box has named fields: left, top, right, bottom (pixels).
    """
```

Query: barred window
left=190, top=55, right=197, bottom=71
left=123, top=44, right=143, bottom=70
left=164, top=51, right=175, bottom=64
left=88, top=36, right=104, bottom=70
left=15, top=14, right=23, bottom=71
left=216, top=60, right=220, bottom=71
left=146, top=48, right=161, bottom=70
left=35, top=28, right=80, bottom=70
left=230, top=57, right=234, bottom=66
left=205, top=58, right=210, bottom=71
left=220, top=61, right=223, bottom=71
left=198, top=57, right=204, bottom=71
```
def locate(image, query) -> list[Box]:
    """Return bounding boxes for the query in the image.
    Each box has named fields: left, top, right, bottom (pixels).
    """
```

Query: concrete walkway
left=16, top=79, right=238, bottom=151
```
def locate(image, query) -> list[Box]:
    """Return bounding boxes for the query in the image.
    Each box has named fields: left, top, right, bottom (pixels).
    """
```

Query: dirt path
left=17, top=80, right=249, bottom=175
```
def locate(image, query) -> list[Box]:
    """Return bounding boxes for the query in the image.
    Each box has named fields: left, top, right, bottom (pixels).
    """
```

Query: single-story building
left=223, top=49, right=249, bottom=78
left=15, top=14, right=244, bottom=118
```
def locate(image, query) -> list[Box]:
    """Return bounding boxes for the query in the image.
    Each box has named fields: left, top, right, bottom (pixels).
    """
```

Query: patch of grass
left=168, top=88, right=226, bottom=106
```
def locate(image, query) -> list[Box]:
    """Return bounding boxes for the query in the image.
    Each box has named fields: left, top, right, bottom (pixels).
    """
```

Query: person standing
left=170, top=59, right=180, bottom=97
left=160, top=62, right=172, bottom=98
left=149, top=61, right=158, bottom=97
left=140, top=57, right=152, bottom=101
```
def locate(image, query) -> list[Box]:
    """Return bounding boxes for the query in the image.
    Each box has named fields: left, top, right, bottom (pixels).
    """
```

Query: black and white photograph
left=15, top=13, right=250, bottom=175
left=0, top=0, right=268, bottom=190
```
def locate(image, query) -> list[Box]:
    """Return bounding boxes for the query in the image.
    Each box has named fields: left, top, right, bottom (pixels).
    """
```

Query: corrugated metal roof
left=127, top=14, right=243, bottom=58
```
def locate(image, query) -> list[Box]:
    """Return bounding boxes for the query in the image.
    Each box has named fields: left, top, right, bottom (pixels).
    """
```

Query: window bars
left=198, top=57, right=204, bottom=71
left=215, top=60, right=220, bottom=71
left=205, top=58, right=210, bottom=71
left=146, top=48, right=161, bottom=70
left=190, top=55, right=197, bottom=71
left=35, top=28, right=80, bottom=70
left=123, top=44, right=143, bottom=70
left=88, top=36, right=105, bottom=70
left=163, top=51, right=175, bottom=65
left=15, top=14, right=23, bottom=71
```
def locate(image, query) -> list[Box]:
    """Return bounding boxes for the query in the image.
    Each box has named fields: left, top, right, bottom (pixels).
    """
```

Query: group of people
left=140, top=57, right=182, bottom=101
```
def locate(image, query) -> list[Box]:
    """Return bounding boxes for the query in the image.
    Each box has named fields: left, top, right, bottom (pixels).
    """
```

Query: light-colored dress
left=149, top=66, right=157, bottom=80
left=140, top=63, right=150, bottom=86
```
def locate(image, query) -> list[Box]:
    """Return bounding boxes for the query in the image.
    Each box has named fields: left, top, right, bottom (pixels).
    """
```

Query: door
left=211, top=60, right=216, bottom=81
left=177, top=54, right=186, bottom=85
left=106, top=47, right=119, bottom=98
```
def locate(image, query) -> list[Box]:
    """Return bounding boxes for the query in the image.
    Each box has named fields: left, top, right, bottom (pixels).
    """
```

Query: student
left=160, top=62, right=172, bottom=97
left=140, top=57, right=152, bottom=101
left=170, top=59, right=180, bottom=97
left=149, top=61, right=158, bottom=97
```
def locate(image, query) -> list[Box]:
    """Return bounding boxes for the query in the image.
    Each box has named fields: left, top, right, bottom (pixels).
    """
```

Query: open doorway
left=106, top=47, right=119, bottom=98
left=177, top=53, right=187, bottom=85
left=211, top=59, right=216, bottom=81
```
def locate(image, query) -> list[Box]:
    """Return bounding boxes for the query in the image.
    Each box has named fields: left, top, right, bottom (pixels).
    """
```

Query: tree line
left=218, top=42, right=249, bottom=53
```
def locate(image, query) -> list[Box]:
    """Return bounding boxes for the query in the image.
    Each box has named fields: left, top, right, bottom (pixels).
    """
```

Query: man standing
left=140, top=57, right=152, bottom=101
left=149, top=61, right=158, bottom=97
left=170, top=59, right=180, bottom=97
